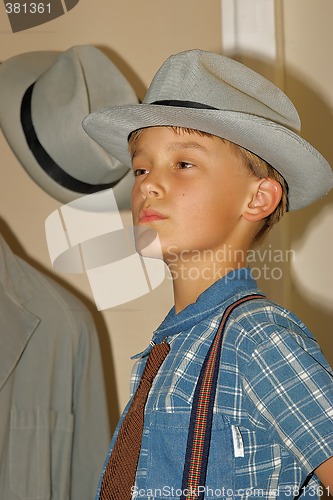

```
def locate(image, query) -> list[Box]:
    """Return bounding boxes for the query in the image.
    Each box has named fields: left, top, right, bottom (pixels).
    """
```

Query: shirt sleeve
left=242, top=321, right=333, bottom=473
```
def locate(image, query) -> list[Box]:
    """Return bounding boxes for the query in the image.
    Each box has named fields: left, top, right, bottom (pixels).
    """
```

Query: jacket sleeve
left=69, top=306, right=110, bottom=500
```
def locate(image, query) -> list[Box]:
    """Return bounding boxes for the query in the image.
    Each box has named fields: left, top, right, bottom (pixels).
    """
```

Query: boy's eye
left=176, top=161, right=194, bottom=170
left=133, top=168, right=150, bottom=177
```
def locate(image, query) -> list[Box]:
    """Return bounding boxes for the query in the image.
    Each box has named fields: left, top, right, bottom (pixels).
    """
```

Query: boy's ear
left=243, top=178, right=282, bottom=221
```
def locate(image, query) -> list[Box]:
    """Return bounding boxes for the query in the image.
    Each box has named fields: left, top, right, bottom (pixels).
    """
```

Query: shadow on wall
left=0, top=217, right=120, bottom=432
left=97, top=44, right=147, bottom=101
left=284, top=65, right=333, bottom=367
left=229, top=54, right=333, bottom=366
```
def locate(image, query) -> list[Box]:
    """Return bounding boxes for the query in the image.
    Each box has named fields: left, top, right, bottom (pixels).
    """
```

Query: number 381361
left=6, top=3, right=51, bottom=14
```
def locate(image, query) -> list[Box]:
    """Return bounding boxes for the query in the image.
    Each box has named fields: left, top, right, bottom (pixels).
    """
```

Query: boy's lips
left=138, top=208, right=167, bottom=223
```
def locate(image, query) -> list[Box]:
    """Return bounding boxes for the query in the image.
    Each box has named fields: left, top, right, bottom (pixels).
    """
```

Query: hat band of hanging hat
left=151, top=100, right=218, bottom=110
left=20, top=83, right=126, bottom=194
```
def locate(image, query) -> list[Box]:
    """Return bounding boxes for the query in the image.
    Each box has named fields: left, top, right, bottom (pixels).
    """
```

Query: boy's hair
left=128, top=127, right=289, bottom=242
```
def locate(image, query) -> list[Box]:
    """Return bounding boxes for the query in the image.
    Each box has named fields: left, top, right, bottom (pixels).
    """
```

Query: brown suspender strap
left=180, top=294, right=265, bottom=500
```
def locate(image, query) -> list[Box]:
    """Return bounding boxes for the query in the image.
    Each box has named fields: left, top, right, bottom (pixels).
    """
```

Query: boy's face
left=131, top=127, right=257, bottom=264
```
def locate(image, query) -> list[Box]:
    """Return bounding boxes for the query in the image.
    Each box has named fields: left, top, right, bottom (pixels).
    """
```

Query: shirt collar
left=152, top=267, right=260, bottom=342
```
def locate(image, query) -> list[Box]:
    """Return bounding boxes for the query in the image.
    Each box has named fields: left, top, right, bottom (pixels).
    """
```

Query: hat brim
left=83, top=104, right=333, bottom=211
left=0, top=51, right=78, bottom=202
left=0, top=51, right=133, bottom=208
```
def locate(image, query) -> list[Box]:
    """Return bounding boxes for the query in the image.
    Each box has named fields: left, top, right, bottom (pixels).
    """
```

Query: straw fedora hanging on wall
left=0, top=45, right=139, bottom=209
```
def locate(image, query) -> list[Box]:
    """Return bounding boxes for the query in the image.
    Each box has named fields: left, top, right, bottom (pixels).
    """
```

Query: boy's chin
left=134, top=226, right=164, bottom=260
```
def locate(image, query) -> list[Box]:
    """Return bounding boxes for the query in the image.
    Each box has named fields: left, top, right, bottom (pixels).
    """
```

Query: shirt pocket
left=9, top=407, right=74, bottom=500
left=142, top=411, right=235, bottom=499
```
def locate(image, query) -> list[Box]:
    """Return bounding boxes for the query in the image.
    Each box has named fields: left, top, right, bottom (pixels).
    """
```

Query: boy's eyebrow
left=131, top=140, right=209, bottom=160
left=130, top=148, right=141, bottom=160
left=166, top=141, right=209, bottom=153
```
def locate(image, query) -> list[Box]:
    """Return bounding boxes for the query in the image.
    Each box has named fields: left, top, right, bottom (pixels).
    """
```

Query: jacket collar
left=0, top=235, right=40, bottom=390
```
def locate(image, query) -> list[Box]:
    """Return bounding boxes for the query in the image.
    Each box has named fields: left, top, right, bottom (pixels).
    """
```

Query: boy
left=83, top=50, right=333, bottom=499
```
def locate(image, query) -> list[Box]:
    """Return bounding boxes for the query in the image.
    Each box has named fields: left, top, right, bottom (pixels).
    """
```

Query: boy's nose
left=139, top=173, right=163, bottom=199
left=140, top=185, right=160, bottom=199
left=140, top=187, right=159, bottom=199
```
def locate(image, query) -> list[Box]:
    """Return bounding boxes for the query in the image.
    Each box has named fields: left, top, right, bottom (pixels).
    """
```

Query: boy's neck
left=168, top=247, right=249, bottom=313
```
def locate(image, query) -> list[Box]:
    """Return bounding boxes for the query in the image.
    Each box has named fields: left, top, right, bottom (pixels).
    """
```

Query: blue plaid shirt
left=97, top=268, right=333, bottom=500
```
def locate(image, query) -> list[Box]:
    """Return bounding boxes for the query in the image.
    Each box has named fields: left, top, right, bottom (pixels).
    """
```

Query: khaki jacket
left=0, top=235, right=110, bottom=499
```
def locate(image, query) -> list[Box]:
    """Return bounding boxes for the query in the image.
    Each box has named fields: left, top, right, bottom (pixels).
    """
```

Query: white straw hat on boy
left=83, top=49, right=333, bottom=211
left=0, top=45, right=139, bottom=208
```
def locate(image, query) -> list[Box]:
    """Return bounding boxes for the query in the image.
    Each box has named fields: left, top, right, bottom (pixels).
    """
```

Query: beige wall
left=281, top=0, right=333, bottom=361
left=0, top=0, right=222, bottom=426
left=0, top=0, right=332, bottom=430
